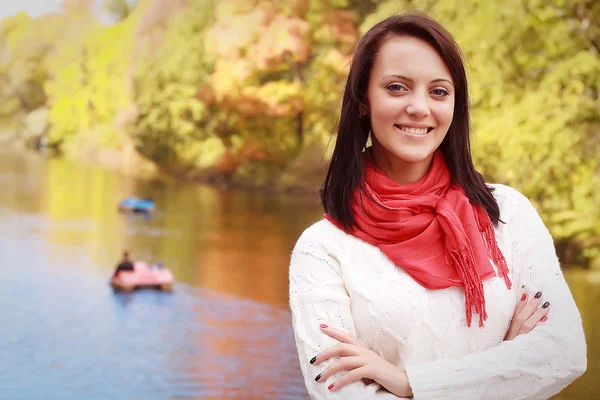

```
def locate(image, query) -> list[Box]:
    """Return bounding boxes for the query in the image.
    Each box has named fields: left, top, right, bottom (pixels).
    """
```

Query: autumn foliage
left=0, top=0, right=598, bottom=266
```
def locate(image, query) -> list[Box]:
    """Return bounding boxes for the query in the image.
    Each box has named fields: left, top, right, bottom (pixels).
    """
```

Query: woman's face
left=366, top=35, right=455, bottom=181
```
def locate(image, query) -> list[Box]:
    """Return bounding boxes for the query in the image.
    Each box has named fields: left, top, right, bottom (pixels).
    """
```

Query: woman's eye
left=431, top=88, right=449, bottom=96
left=386, top=84, right=406, bottom=92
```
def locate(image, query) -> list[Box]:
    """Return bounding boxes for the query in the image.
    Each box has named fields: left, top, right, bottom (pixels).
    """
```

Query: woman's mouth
left=395, top=125, right=434, bottom=136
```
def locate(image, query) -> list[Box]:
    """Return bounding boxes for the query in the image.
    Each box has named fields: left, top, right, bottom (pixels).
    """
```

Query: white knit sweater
left=289, top=184, right=587, bottom=400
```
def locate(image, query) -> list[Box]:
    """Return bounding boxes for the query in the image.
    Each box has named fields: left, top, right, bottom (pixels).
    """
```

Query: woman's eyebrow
left=431, top=78, right=454, bottom=87
left=381, top=74, right=412, bottom=82
left=381, top=74, right=454, bottom=87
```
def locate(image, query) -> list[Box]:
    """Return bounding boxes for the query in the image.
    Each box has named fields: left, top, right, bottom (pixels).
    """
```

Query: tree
left=132, top=0, right=216, bottom=171
left=45, top=12, right=135, bottom=153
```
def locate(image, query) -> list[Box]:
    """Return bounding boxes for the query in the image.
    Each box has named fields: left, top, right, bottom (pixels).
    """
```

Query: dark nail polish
left=541, top=316, right=547, bottom=322
left=310, top=356, right=316, bottom=364
left=534, top=291, right=542, bottom=299
left=315, top=374, right=321, bottom=382
left=520, top=293, right=527, bottom=301
left=542, top=301, right=550, bottom=308
left=328, top=383, right=334, bottom=390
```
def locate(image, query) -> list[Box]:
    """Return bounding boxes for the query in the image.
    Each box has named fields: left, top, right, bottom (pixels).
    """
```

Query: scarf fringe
left=448, top=247, right=488, bottom=328
left=483, top=224, right=512, bottom=290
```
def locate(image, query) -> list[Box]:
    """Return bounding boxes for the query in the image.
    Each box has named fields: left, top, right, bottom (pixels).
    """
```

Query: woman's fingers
left=505, top=292, right=530, bottom=339
left=535, top=315, right=549, bottom=328
left=520, top=301, right=550, bottom=334
left=315, top=356, right=363, bottom=382
left=320, top=324, right=363, bottom=347
left=513, top=292, right=543, bottom=326
left=505, top=291, right=547, bottom=341
left=329, top=366, right=370, bottom=391
left=313, top=343, right=359, bottom=365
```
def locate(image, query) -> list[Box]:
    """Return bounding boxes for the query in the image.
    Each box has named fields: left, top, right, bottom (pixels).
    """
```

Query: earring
left=358, top=112, right=365, bottom=120
left=362, top=130, right=372, bottom=151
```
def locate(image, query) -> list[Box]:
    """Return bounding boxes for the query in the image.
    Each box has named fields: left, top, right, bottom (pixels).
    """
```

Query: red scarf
left=325, top=151, right=511, bottom=327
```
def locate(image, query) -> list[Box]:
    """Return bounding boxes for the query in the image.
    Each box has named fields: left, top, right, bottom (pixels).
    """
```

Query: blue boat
left=118, top=197, right=154, bottom=213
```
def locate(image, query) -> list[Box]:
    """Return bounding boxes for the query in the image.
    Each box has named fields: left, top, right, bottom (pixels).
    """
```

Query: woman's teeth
left=398, top=125, right=430, bottom=135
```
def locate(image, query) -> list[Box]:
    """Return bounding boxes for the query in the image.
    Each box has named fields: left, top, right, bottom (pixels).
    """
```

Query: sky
left=0, top=0, right=63, bottom=19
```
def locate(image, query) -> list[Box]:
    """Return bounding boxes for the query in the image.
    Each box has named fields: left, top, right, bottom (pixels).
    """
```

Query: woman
left=289, top=12, right=586, bottom=399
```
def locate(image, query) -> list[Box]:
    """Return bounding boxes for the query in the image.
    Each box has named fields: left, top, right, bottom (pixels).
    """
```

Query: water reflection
left=0, top=150, right=320, bottom=399
left=0, top=220, right=308, bottom=399
left=0, top=149, right=322, bottom=304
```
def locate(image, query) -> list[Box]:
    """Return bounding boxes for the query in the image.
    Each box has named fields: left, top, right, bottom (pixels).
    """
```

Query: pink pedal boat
left=110, top=261, right=174, bottom=291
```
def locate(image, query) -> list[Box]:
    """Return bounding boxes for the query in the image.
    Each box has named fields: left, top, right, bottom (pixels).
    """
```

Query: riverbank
left=2, top=136, right=326, bottom=197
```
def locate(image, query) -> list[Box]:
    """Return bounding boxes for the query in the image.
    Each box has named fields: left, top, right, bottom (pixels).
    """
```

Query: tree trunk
left=291, top=60, right=304, bottom=147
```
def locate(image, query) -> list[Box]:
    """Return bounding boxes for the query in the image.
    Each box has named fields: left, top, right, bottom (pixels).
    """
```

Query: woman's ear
left=359, top=104, right=368, bottom=118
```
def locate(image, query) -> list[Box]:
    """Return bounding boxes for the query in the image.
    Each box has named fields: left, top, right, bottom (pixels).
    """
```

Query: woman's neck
left=368, top=147, right=434, bottom=185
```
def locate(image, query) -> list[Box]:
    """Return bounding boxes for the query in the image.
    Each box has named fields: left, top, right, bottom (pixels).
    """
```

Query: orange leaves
left=205, top=3, right=311, bottom=118
left=253, top=14, right=312, bottom=69
left=207, top=8, right=270, bottom=59
left=322, top=10, right=358, bottom=48
left=207, top=5, right=311, bottom=69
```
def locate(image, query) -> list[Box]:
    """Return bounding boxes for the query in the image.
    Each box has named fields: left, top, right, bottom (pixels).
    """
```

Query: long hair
left=320, top=12, right=500, bottom=230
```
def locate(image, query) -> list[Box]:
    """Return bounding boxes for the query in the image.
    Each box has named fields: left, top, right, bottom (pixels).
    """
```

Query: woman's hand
left=504, top=290, right=550, bottom=341
left=311, top=324, right=413, bottom=397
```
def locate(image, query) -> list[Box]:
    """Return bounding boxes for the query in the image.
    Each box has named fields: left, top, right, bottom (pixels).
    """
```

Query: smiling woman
left=289, top=11, right=586, bottom=400
left=365, top=35, right=454, bottom=184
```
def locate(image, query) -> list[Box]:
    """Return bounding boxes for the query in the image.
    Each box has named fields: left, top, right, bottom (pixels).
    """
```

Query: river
left=0, top=149, right=596, bottom=399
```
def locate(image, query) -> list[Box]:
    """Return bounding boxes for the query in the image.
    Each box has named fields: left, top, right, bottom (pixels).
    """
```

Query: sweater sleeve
left=289, top=225, right=407, bottom=400
left=405, top=189, right=587, bottom=400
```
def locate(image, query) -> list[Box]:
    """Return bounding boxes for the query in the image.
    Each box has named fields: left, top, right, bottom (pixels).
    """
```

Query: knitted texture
left=289, top=184, right=586, bottom=399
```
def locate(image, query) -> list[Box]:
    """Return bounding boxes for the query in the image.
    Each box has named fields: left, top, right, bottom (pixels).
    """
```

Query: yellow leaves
left=180, top=136, right=227, bottom=170
left=213, top=0, right=262, bottom=20
left=43, top=19, right=135, bottom=146
left=210, top=58, right=255, bottom=101
left=322, top=48, right=351, bottom=74
left=253, top=81, right=303, bottom=115
left=359, top=0, right=408, bottom=34
left=212, top=81, right=302, bottom=118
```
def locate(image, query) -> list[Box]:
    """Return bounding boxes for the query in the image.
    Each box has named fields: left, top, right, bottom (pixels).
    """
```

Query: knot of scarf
left=324, top=151, right=511, bottom=327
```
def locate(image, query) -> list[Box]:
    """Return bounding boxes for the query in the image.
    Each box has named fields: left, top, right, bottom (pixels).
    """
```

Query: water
left=0, top=150, right=320, bottom=400
left=0, top=150, right=596, bottom=399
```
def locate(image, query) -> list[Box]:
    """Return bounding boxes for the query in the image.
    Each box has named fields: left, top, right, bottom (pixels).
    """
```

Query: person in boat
left=113, top=251, right=134, bottom=277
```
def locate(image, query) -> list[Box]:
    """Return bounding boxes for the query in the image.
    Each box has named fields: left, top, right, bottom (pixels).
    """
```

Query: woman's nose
left=406, top=94, right=431, bottom=117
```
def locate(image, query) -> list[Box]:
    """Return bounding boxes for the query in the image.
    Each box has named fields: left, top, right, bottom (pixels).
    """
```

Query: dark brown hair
left=320, top=11, right=500, bottom=230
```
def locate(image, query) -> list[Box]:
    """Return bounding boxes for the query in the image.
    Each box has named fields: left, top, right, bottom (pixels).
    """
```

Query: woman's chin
left=391, top=149, right=436, bottom=165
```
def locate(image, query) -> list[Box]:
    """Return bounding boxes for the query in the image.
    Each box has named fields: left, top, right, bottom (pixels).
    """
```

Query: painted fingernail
left=328, top=383, right=334, bottom=390
left=320, top=324, right=328, bottom=329
left=310, top=356, right=316, bottom=364
left=542, top=301, right=550, bottom=308
left=315, top=373, right=321, bottom=382
left=534, top=291, right=542, bottom=299
left=520, top=293, right=527, bottom=301
left=541, top=316, right=548, bottom=322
